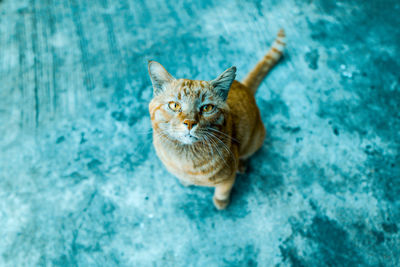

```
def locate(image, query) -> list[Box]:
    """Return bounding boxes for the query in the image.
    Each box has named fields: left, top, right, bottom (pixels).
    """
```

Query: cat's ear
left=148, top=61, right=175, bottom=95
left=210, top=66, right=236, bottom=100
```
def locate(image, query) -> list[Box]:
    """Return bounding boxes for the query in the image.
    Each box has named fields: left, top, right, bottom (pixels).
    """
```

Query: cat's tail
left=242, top=29, right=286, bottom=94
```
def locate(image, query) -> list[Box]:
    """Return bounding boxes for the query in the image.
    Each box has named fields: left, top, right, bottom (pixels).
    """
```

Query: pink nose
left=183, top=120, right=197, bottom=130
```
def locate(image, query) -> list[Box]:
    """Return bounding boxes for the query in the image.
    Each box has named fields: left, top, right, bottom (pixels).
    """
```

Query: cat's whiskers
left=203, top=132, right=229, bottom=167
left=200, top=139, right=213, bottom=161
left=202, top=135, right=217, bottom=162
left=203, top=135, right=215, bottom=160
left=134, top=129, right=153, bottom=135
left=205, top=131, right=237, bottom=168
left=205, top=135, right=215, bottom=160
left=207, top=127, right=239, bottom=143
left=154, top=129, right=171, bottom=143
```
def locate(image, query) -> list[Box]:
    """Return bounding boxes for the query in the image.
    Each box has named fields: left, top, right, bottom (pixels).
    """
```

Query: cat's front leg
left=213, top=175, right=236, bottom=210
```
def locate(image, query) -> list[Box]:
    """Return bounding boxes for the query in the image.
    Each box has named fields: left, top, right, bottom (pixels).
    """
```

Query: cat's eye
left=168, top=101, right=181, bottom=111
left=202, top=104, right=214, bottom=113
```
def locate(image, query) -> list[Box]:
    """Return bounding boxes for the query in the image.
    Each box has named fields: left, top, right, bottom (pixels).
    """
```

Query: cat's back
left=227, top=80, right=259, bottom=121
left=227, top=80, right=254, bottom=105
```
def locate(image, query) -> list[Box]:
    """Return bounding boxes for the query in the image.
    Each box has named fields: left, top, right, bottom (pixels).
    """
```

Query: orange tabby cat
left=148, top=29, right=285, bottom=209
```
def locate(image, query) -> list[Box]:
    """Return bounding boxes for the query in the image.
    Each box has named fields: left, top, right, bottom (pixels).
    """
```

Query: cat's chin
left=179, top=134, right=199, bottom=145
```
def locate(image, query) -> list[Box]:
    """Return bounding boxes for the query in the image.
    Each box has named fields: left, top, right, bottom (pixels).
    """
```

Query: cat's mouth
left=180, top=133, right=199, bottom=144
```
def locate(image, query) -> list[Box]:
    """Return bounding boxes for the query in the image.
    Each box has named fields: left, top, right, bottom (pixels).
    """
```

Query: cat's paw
left=213, top=196, right=230, bottom=210
left=237, top=159, right=247, bottom=174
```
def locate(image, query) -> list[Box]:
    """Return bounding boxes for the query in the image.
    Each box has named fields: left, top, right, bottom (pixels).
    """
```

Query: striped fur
left=148, top=30, right=285, bottom=209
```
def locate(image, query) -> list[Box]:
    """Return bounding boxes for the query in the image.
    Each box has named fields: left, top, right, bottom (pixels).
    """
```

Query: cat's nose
left=183, top=119, right=197, bottom=130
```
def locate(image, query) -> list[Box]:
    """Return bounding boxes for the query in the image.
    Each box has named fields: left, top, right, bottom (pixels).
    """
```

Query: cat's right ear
left=148, top=61, right=175, bottom=95
left=210, top=66, right=236, bottom=100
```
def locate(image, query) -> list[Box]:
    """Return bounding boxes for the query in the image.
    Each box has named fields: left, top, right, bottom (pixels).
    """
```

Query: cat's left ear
left=210, top=66, right=236, bottom=100
left=148, top=61, right=175, bottom=95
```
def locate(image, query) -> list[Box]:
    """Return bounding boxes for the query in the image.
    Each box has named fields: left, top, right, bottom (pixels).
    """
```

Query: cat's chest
left=155, top=140, right=213, bottom=170
left=153, top=138, right=225, bottom=184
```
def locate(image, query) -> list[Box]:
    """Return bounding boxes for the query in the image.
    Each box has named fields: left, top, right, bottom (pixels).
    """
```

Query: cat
left=148, top=29, right=285, bottom=209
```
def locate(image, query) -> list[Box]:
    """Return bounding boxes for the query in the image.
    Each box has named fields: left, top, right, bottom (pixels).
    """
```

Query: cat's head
left=148, top=61, right=236, bottom=145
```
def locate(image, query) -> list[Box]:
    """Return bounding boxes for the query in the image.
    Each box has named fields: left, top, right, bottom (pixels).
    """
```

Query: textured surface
left=1, top=0, right=399, bottom=266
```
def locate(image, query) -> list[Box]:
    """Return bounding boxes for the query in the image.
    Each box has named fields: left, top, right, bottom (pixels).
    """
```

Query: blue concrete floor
left=0, top=0, right=399, bottom=266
